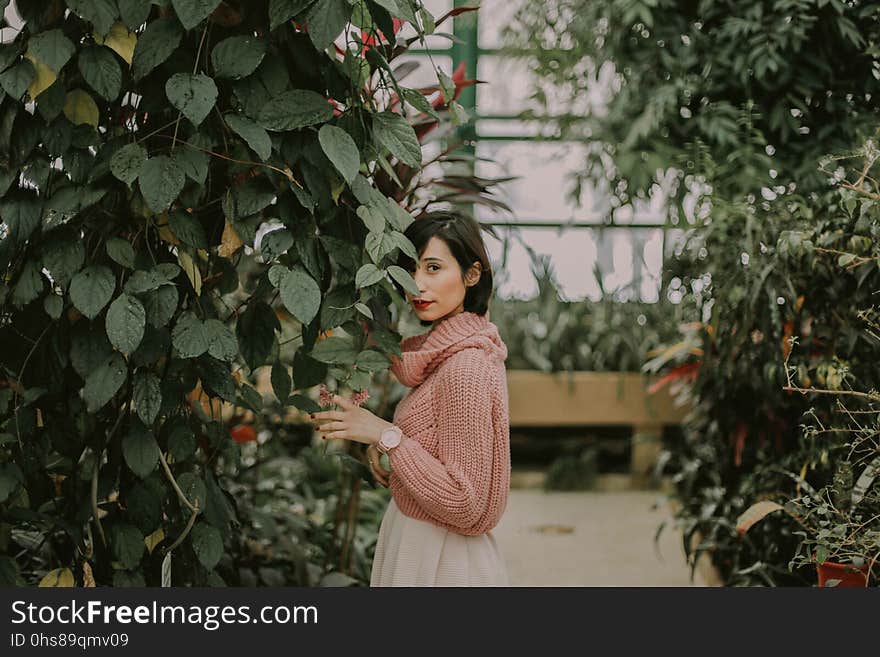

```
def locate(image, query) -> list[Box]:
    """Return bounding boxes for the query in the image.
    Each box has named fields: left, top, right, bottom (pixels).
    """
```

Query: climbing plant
left=0, top=0, right=466, bottom=587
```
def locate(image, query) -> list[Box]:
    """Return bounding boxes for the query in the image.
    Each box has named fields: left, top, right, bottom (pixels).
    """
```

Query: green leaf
left=1, top=197, right=42, bottom=244
left=110, top=143, right=147, bottom=186
left=190, top=522, right=223, bottom=569
left=238, top=383, right=263, bottom=413
left=387, top=265, right=420, bottom=295
left=0, top=463, right=24, bottom=504
left=0, top=42, right=21, bottom=73
left=0, top=61, right=35, bottom=100
left=42, top=239, right=85, bottom=288
left=401, top=87, right=440, bottom=119
left=172, top=312, right=210, bottom=358
left=371, top=0, right=416, bottom=23
left=177, top=472, right=207, bottom=511
left=271, top=360, right=291, bottom=403
left=852, top=455, right=880, bottom=507
left=237, top=302, right=278, bottom=370
left=168, top=424, right=197, bottom=462
left=67, top=0, right=118, bottom=36
left=143, top=285, right=179, bottom=328
left=318, top=124, right=360, bottom=183
left=122, top=421, right=160, bottom=478
left=304, top=0, right=351, bottom=51
left=355, top=263, right=385, bottom=288
left=288, top=393, right=319, bottom=414
left=203, top=469, right=233, bottom=530
left=62, top=88, right=100, bottom=126
left=437, top=68, right=455, bottom=104
left=292, top=347, right=327, bottom=388
left=356, top=205, right=385, bottom=233
left=227, top=180, right=275, bottom=218
left=43, top=294, right=63, bottom=319
left=118, top=0, right=152, bottom=30
left=355, top=302, right=373, bottom=319
left=166, top=73, right=218, bottom=127
left=257, top=89, right=334, bottom=131
left=372, top=112, right=422, bottom=168
left=12, top=260, right=44, bottom=307
left=83, top=352, right=127, bottom=413
left=106, top=293, right=146, bottom=354
left=198, top=356, right=236, bottom=401
left=124, top=269, right=166, bottom=295
left=138, top=155, right=185, bottom=213
left=355, top=349, right=390, bottom=372
left=280, top=268, right=321, bottom=325
left=390, top=230, right=417, bottom=259
left=71, top=325, right=113, bottom=380
left=111, top=523, right=145, bottom=570
left=260, top=228, right=293, bottom=261
left=106, top=237, right=136, bottom=268
left=225, top=114, right=272, bottom=161
left=132, top=17, right=183, bottom=81
left=70, top=265, right=115, bottom=319
left=310, top=336, right=358, bottom=365
left=169, top=209, right=208, bottom=249
left=269, top=0, right=316, bottom=30
left=133, top=370, right=162, bottom=426
left=78, top=46, right=122, bottom=101
left=350, top=175, right=372, bottom=206
left=28, top=29, right=76, bottom=73
left=419, top=6, right=436, bottom=35
left=156, top=262, right=181, bottom=282
left=204, top=319, right=238, bottom=362
left=171, top=0, right=222, bottom=30
left=211, top=35, right=267, bottom=79
left=172, top=144, right=210, bottom=185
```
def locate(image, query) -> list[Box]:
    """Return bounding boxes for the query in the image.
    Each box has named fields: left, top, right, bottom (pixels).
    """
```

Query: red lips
left=413, top=300, right=434, bottom=310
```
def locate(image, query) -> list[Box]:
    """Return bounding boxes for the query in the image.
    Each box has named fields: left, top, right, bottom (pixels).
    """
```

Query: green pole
left=449, top=0, right=479, bottom=219
left=449, top=0, right=478, bottom=161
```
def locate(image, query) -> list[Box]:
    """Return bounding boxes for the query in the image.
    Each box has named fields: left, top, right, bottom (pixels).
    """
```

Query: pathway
left=493, top=488, right=711, bottom=586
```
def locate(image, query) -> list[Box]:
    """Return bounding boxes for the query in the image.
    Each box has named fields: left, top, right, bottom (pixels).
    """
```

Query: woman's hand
left=366, top=443, right=389, bottom=487
left=310, top=394, right=392, bottom=446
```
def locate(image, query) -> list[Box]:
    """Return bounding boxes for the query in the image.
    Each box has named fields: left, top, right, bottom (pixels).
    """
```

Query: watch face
left=381, top=427, right=402, bottom=449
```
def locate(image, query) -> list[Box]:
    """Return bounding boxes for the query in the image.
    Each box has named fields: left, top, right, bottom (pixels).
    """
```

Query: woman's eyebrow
left=421, top=256, right=444, bottom=262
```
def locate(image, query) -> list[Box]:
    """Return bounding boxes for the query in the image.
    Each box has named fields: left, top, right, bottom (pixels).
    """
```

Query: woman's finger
left=367, top=458, right=388, bottom=487
left=312, top=410, right=344, bottom=422
left=332, top=394, right=354, bottom=409
left=317, top=421, right=346, bottom=432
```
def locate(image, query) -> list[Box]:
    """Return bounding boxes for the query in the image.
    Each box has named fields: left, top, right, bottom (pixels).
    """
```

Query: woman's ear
left=465, top=262, right=482, bottom=287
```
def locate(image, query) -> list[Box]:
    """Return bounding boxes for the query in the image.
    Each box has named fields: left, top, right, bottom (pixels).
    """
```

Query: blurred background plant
left=489, top=246, right=685, bottom=373
left=503, top=0, right=880, bottom=585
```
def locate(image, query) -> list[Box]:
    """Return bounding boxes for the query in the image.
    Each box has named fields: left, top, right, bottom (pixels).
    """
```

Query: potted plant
left=737, top=447, right=880, bottom=587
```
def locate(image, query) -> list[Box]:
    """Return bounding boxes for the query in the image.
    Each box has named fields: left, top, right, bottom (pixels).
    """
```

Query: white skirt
left=370, top=498, right=509, bottom=587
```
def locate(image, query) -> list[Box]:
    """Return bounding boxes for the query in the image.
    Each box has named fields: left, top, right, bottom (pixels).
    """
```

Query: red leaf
left=646, top=361, right=699, bottom=394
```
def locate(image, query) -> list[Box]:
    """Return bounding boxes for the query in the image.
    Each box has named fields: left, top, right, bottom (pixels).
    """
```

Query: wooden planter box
left=506, top=370, right=691, bottom=480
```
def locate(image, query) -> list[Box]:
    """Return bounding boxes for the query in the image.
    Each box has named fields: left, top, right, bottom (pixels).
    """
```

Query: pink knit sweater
left=386, top=311, right=510, bottom=536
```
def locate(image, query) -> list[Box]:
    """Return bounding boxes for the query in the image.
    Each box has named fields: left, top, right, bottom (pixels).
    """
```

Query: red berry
left=230, top=424, right=257, bottom=443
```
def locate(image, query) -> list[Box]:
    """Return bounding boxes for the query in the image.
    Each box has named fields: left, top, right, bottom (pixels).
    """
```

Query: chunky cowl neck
left=389, top=311, right=508, bottom=387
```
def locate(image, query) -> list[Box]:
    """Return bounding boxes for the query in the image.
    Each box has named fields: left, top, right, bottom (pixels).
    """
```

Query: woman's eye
left=427, top=264, right=439, bottom=272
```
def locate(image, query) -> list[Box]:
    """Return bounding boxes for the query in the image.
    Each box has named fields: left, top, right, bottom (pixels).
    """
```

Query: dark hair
left=393, top=210, right=494, bottom=316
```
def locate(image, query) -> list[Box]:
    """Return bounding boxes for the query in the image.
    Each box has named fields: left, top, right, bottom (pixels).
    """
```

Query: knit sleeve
left=388, top=348, right=505, bottom=535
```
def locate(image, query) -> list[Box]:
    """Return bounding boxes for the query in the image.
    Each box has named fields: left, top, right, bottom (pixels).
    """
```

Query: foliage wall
left=0, top=0, right=461, bottom=587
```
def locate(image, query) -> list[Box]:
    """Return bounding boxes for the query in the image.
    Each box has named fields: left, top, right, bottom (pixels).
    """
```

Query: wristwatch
left=377, top=424, right=403, bottom=454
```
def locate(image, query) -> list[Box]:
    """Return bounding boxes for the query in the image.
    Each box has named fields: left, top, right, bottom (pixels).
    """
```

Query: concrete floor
left=492, top=488, right=709, bottom=586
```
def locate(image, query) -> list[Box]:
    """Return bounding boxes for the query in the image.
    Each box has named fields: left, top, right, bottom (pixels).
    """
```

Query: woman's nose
left=412, top=269, right=427, bottom=292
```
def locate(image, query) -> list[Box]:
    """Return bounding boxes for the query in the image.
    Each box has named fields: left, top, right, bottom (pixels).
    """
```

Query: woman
left=309, top=210, right=511, bottom=586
